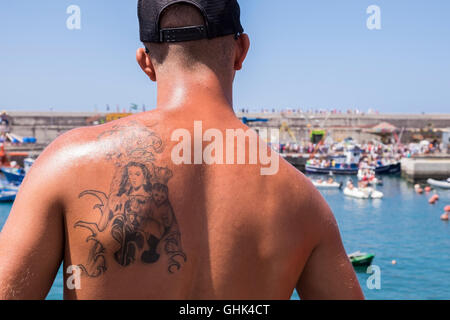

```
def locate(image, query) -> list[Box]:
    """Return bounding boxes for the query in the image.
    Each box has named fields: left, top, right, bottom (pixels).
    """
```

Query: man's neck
left=155, top=71, right=235, bottom=115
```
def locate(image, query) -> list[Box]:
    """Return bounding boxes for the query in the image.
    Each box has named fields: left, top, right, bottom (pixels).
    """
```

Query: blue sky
left=0, top=0, right=449, bottom=113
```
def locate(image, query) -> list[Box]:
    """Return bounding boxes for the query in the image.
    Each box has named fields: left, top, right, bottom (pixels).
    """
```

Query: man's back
left=0, top=0, right=363, bottom=300
left=59, top=108, right=320, bottom=299
left=0, top=106, right=361, bottom=299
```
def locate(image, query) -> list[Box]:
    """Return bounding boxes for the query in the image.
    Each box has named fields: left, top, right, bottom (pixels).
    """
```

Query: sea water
left=293, top=175, right=450, bottom=300
left=0, top=176, right=449, bottom=300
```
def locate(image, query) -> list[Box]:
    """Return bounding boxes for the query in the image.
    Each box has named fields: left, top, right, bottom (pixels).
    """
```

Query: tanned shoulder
left=269, top=159, right=337, bottom=251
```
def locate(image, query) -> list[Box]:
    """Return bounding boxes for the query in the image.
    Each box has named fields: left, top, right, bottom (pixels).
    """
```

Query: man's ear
left=234, top=33, right=250, bottom=71
left=136, top=48, right=157, bottom=82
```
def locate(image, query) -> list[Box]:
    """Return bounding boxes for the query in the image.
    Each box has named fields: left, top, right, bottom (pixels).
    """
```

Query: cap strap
left=159, top=25, right=207, bottom=43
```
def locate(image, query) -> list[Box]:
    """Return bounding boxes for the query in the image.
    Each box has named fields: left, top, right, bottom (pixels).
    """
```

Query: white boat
left=312, top=180, right=343, bottom=189
left=344, top=187, right=370, bottom=199
left=427, top=178, right=450, bottom=189
left=344, top=187, right=383, bottom=199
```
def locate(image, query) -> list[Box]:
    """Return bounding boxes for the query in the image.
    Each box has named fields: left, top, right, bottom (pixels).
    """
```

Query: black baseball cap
left=138, top=0, right=244, bottom=43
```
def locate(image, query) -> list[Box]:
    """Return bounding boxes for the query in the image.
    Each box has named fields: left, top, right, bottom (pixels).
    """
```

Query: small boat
left=344, top=187, right=370, bottom=199
left=311, top=180, right=343, bottom=189
left=0, top=167, right=25, bottom=185
left=344, top=187, right=383, bottom=199
left=0, top=188, right=18, bottom=202
left=427, top=178, right=450, bottom=189
left=348, top=251, right=375, bottom=268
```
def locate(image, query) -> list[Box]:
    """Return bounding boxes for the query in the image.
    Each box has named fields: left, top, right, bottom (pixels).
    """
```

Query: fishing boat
left=0, top=167, right=25, bottom=185
left=348, top=251, right=375, bottom=268
left=307, top=161, right=401, bottom=176
left=306, top=163, right=359, bottom=175
left=374, top=162, right=401, bottom=174
left=427, top=178, right=450, bottom=189
left=0, top=158, right=34, bottom=186
left=306, top=151, right=361, bottom=175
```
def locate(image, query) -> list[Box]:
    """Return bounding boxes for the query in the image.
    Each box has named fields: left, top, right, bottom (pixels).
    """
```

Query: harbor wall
left=8, top=112, right=100, bottom=145
left=241, top=113, right=450, bottom=145
left=401, top=157, right=450, bottom=181
left=6, top=111, right=450, bottom=146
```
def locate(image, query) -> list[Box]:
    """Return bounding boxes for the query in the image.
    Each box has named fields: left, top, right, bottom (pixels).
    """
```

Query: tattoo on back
left=74, top=121, right=187, bottom=277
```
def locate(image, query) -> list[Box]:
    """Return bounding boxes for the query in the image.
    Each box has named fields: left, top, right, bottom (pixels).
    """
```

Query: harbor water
left=0, top=176, right=449, bottom=300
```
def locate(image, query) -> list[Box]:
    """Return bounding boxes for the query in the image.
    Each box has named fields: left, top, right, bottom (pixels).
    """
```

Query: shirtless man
left=0, top=0, right=363, bottom=300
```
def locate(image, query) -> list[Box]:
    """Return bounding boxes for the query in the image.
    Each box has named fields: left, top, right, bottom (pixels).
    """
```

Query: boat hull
left=1, top=168, right=25, bottom=184
left=312, top=181, right=343, bottom=189
left=0, top=189, right=18, bottom=202
left=375, top=162, right=401, bottom=175
left=306, top=165, right=358, bottom=175
left=344, top=188, right=383, bottom=199
left=0, top=194, right=16, bottom=202
left=344, top=188, right=370, bottom=199
left=350, top=255, right=375, bottom=268
left=307, top=162, right=401, bottom=175
left=427, top=179, right=450, bottom=189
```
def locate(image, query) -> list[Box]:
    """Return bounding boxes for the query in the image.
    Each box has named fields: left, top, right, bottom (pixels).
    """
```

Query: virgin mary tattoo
left=74, top=121, right=187, bottom=277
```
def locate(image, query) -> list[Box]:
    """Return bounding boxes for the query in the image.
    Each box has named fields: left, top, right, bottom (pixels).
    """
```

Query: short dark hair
left=144, top=3, right=236, bottom=71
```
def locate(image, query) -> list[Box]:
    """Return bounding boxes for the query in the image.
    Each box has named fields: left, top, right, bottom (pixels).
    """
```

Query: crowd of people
left=238, top=108, right=380, bottom=115
left=281, top=139, right=444, bottom=159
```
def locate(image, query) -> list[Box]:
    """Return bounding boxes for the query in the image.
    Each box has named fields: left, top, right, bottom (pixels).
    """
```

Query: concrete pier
left=8, top=111, right=103, bottom=145
left=238, top=112, right=450, bottom=144
left=401, top=157, right=450, bottom=181
left=2, top=111, right=450, bottom=172
left=5, top=111, right=450, bottom=145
